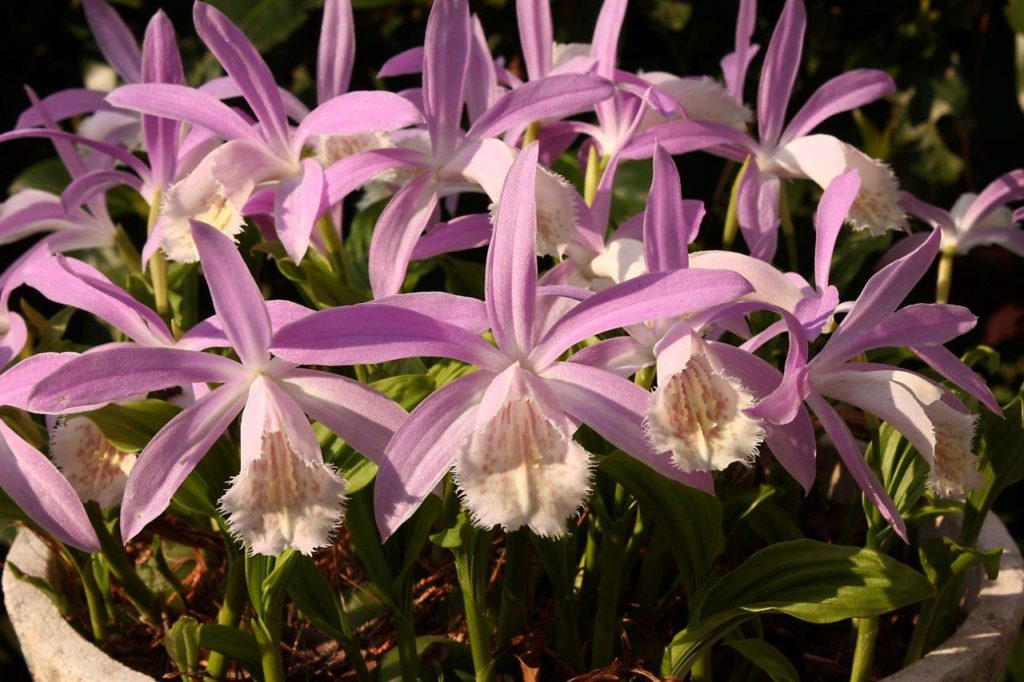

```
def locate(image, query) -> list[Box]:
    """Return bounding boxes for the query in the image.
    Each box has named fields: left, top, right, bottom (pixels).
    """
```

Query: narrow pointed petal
left=814, top=169, right=861, bottom=290
left=912, top=345, right=1001, bottom=415
left=465, top=15, right=500, bottom=124
left=591, top=0, right=628, bottom=127
left=373, top=292, right=490, bottom=334
left=0, top=420, right=100, bottom=551
left=541, top=361, right=713, bottom=491
left=467, top=74, right=615, bottom=140
left=0, top=128, right=152, bottom=182
left=120, top=381, right=249, bottom=541
left=293, top=91, right=424, bottom=156
left=0, top=353, right=78, bottom=410
left=378, top=47, right=425, bottom=78
left=61, top=171, right=143, bottom=214
left=271, top=303, right=509, bottom=371
left=517, top=0, right=553, bottom=80
left=106, top=83, right=259, bottom=142
left=191, top=221, right=273, bottom=367
left=375, top=371, right=492, bottom=539
left=899, top=192, right=956, bottom=233
left=825, top=303, right=976, bottom=362
left=21, top=253, right=173, bottom=347
left=644, top=144, right=690, bottom=272
left=825, top=229, right=941, bottom=360
left=757, top=0, right=805, bottom=144
left=568, top=336, right=653, bottom=378
left=323, top=147, right=425, bottom=206
left=367, top=173, right=441, bottom=298
left=958, top=226, right=1024, bottom=256
left=961, top=169, right=1024, bottom=230
left=141, top=10, right=185, bottom=187
left=737, top=163, right=779, bottom=261
left=178, top=299, right=314, bottom=352
left=422, top=0, right=471, bottom=156
left=317, top=0, right=355, bottom=103
left=807, top=391, right=906, bottom=539
left=82, top=0, right=141, bottom=83
left=278, top=368, right=407, bottom=461
left=530, top=269, right=753, bottom=368
left=193, top=2, right=290, bottom=152
left=782, top=70, right=895, bottom=143
left=27, top=345, right=244, bottom=413
left=411, top=214, right=493, bottom=260
left=486, top=142, right=539, bottom=359
left=274, top=158, right=327, bottom=263
left=16, top=89, right=114, bottom=128
left=721, top=0, right=758, bottom=100
left=621, top=118, right=755, bottom=161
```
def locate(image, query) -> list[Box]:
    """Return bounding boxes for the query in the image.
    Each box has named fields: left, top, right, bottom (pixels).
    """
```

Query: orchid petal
left=568, top=336, right=653, bottom=377
left=621, top=118, right=755, bottom=161
left=422, top=0, right=471, bottom=157
left=82, top=0, right=141, bottom=84
left=27, top=345, right=244, bottom=414
left=141, top=10, right=186, bottom=187
left=957, top=226, right=1024, bottom=256
left=721, top=0, right=758, bottom=100
left=912, top=345, right=1001, bottom=415
left=0, top=353, right=78, bottom=410
left=541, top=361, right=713, bottom=491
left=274, top=158, right=327, bottom=263
left=899, top=192, right=956, bottom=233
left=191, top=220, right=273, bottom=367
left=106, top=83, right=259, bottom=143
left=278, top=368, right=406, bottom=461
left=486, top=142, right=539, bottom=359
left=961, top=169, right=1024, bottom=230
left=193, top=2, right=290, bottom=153
left=375, top=371, right=492, bottom=539
left=467, top=74, right=615, bottom=140
left=517, top=0, right=553, bottom=80
left=644, top=144, right=690, bottom=272
left=737, top=164, right=779, bottom=261
left=814, top=169, right=861, bottom=290
left=16, top=89, right=114, bottom=128
left=293, top=91, right=424, bottom=156
left=757, top=0, right=805, bottom=144
left=120, top=380, right=249, bottom=540
left=179, top=299, right=314, bottom=352
left=318, top=0, right=355, bottom=103
left=530, top=268, right=753, bottom=369
left=807, top=391, right=907, bottom=540
left=0, top=128, right=152, bottom=183
left=367, top=172, right=441, bottom=298
left=465, top=15, right=500, bottom=125
left=782, top=69, right=895, bottom=143
left=0, top=420, right=99, bottom=551
left=378, top=47, right=425, bottom=78
left=323, top=147, right=425, bottom=206
left=61, top=171, right=142, bottom=214
left=826, top=303, right=976, bottom=362
left=271, top=303, right=509, bottom=371
left=591, top=0, right=628, bottom=127
left=372, top=292, right=490, bottom=335
left=411, top=214, right=492, bottom=261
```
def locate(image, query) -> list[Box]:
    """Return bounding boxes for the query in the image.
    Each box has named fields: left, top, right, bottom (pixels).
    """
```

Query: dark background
left=0, top=0, right=1022, bottom=677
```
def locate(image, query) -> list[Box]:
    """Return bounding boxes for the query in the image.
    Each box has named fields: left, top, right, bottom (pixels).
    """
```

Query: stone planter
left=3, top=513, right=1023, bottom=681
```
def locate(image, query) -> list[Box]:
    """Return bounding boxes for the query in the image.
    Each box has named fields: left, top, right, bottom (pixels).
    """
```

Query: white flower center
left=159, top=180, right=245, bottom=263
left=314, top=131, right=393, bottom=167
left=926, top=402, right=980, bottom=497
left=645, top=355, right=764, bottom=472
left=455, top=398, right=591, bottom=537
left=220, top=429, right=346, bottom=556
left=50, top=417, right=136, bottom=509
left=534, top=170, right=578, bottom=258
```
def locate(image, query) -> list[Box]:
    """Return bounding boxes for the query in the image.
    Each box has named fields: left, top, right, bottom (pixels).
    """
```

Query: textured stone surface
left=882, top=513, right=1024, bottom=681
left=3, top=531, right=152, bottom=681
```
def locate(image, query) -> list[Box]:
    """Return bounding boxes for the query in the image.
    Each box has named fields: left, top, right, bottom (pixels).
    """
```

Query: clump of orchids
left=0, top=0, right=1021, bottom=680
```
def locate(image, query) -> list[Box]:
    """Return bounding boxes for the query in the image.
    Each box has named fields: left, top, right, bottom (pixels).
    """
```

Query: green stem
left=253, top=620, right=286, bottom=682
left=453, top=533, right=495, bottom=682
left=778, top=184, right=799, bottom=271
left=316, top=214, right=348, bottom=280
left=576, top=516, right=600, bottom=625
left=86, top=503, right=162, bottom=625
left=205, top=543, right=246, bottom=680
left=850, top=616, right=879, bottom=682
left=721, top=157, right=750, bottom=250
left=590, top=516, right=625, bottom=669
left=496, top=530, right=528, bottom=650
left=523, top=121, right=542, bottom=146
left=583, top=145, right=603, bottom=207
left=113, top=227, right=142, bottom=275
left=935, top=248, right=955, bottom=304
left=145, top=190, right=170, bottom=322
left=393, top=611, right=420, bottom=682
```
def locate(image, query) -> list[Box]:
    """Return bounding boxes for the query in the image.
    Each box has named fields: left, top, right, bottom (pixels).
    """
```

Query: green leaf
left=287, top=554, right=349, bottom=642
left=198, top=624, right=262, bottom=676
left=865, top=422, right=929, bottom=545
left=8, top=157, right=70, bottom=195
left=919, top=535, right=1002, bottom=588
left=599, top=451, right=724, bottom=597
left=81, top=399, right=179, bottom=452
left=165, top=615, right=201, bottom=675
left=964, top=392, right=1024, bottom=543
left=664, top=539, right=933, bottom=676
left=724, top=639, right=798, bottom=682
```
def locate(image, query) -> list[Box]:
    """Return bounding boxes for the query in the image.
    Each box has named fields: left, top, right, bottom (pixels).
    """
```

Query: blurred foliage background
left=0, top=0, right=1022, bottom=678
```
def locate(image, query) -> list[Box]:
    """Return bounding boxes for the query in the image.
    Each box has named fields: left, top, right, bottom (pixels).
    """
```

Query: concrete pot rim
left=2, top=513, right=1022, bottom=680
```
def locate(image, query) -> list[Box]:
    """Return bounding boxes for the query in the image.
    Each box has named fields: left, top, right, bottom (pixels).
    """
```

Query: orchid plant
left=0, top=1, right=1021, bottom=681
